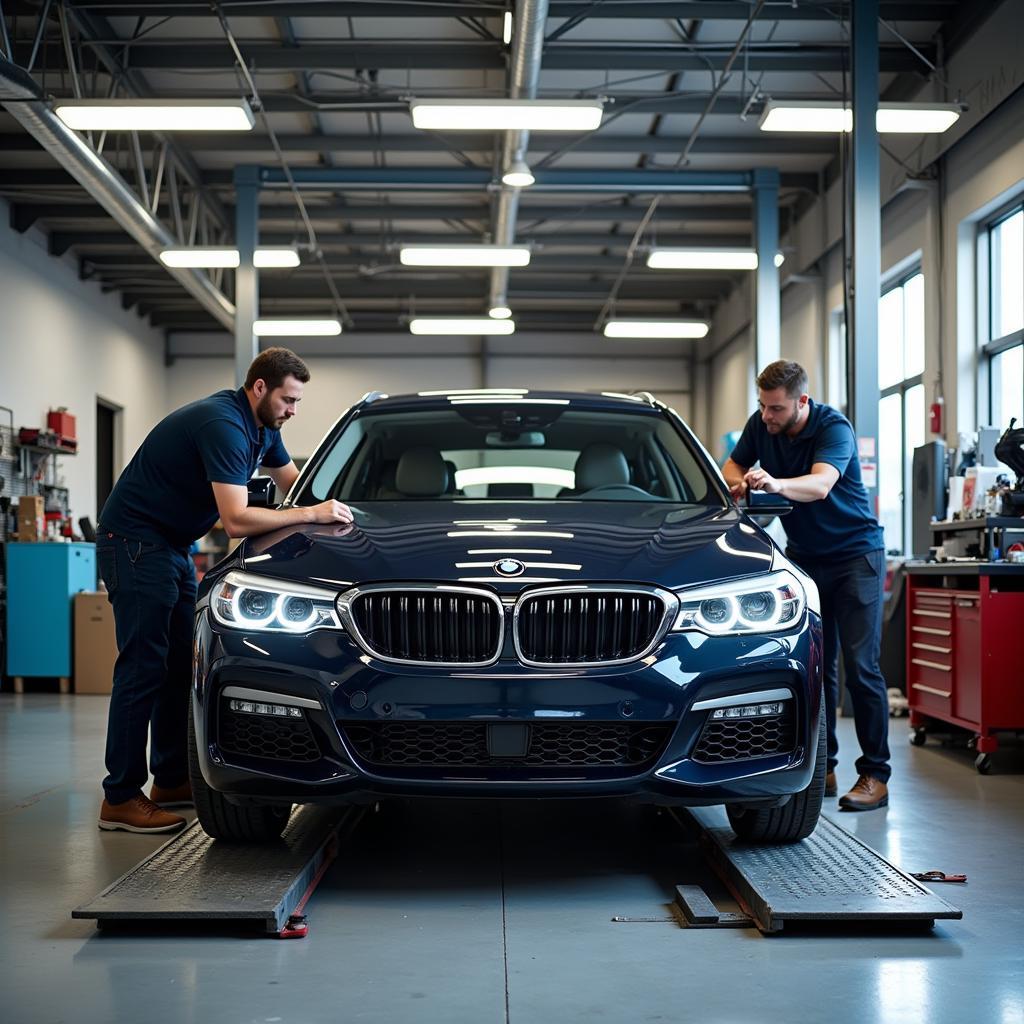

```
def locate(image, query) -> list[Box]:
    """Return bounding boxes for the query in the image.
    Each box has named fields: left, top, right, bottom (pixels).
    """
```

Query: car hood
left=236, top=501, right=776, bottom=593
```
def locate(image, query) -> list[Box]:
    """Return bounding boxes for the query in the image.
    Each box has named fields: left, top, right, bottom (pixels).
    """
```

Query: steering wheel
left=577, top=483, right=652, bottom=498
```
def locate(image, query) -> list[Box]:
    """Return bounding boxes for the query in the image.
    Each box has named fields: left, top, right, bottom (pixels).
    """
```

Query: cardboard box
left=16, top=495, right=45, bottom=542
left=73, top=592, right=118, bottom=694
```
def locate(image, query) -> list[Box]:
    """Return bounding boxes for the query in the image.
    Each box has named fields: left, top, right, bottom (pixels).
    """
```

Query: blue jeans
left=787, top=547, right=891, bottom=784
left=96, top=532, right=197, bottom=804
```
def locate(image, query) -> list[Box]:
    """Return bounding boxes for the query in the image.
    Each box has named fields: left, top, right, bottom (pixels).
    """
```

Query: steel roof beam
left=0, top=132, right=837, bottom=157
left=14, top=41, right=928, bottom=73
left=60, top=2, right=956, bottom=21
left=131, top=91, right=858, bottom=115
left=11, top=199, right=756, bottom=223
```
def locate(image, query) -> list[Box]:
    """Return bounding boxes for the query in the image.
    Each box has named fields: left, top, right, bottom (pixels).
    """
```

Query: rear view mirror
left=247, top=476, right=277, bottom=508
left=485, top=430, right=546, bottom=447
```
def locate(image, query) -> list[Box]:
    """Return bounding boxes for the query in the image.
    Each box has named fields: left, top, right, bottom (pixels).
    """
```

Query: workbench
left=904, top=561, right=1024, bottom=772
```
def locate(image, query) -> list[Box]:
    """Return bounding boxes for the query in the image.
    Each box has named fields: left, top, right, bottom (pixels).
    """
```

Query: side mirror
left=745, top=491, right=793, bottom=524
left=247, top=476, right=277, bottom=508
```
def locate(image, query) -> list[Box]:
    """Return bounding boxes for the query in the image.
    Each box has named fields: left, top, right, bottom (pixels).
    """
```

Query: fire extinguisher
left=929, top=396, right=944, bottom=435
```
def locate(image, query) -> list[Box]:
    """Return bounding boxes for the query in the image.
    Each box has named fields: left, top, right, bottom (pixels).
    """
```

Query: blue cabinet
left=5, top=543, right=96, bottom=679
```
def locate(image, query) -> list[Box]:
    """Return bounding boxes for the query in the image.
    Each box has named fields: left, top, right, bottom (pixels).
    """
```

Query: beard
left=767, top=403, right=802, bottom=435
left=256, top=393, right=285, bottom=429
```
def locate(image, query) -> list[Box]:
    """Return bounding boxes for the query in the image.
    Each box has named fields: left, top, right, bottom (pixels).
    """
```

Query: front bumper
left=191, top=608, right=822, bottom=807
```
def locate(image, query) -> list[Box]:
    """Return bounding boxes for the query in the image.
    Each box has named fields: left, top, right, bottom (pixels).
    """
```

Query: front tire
left=188, top=705, right=292, bottom=843
left=726, top=696, right=826, bottom=844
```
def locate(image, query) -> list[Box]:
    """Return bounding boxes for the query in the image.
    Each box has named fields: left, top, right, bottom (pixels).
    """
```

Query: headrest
left=574, top=443, right=629, bottom=492
left=395, top=447, right=447, bottom=497
left=443, top=459, right=458, bottom=493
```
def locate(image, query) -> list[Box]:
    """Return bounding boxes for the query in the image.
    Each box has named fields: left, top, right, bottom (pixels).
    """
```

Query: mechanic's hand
left=310, top=499, right=354, bottom=525
left=744, top=468, right=783, bottom=494
left=728, top=479, right=748, bottom=503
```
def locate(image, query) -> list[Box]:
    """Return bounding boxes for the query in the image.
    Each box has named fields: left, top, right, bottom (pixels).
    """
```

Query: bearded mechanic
left=723, top=359, right=891, bottom=812
left=95, top=347, right=353, bottom=833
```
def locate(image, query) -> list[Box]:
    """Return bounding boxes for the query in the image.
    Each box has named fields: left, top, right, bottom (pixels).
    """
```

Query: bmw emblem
left=494, top=558, right=526, bottom=577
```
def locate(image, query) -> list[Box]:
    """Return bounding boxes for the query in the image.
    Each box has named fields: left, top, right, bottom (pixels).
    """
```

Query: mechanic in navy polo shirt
left=96, top=348, right=353, bottom=834
left=723, top=360, right=890, bottom=813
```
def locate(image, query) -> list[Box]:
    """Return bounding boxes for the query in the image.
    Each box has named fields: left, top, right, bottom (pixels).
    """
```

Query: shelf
left=17, top=444, right=77, bottom=457
left=929, top=517, right=1024, bottom=533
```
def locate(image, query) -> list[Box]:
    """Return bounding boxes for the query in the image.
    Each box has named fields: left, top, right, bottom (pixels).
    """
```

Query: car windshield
left=303, top=403, right=720, bottom=504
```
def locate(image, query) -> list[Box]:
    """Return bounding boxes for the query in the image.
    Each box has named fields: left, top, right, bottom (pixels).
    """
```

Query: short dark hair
left=756, top=360, right=808, bottom=398
left=244, top=347, right=310, bottom=391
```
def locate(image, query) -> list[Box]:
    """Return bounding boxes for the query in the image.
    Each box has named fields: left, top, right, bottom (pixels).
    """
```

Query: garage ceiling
left=0, top=1, right=999, bottom=336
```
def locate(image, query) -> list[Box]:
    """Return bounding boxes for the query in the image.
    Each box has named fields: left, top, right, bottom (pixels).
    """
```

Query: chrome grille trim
left=336, top=583, right=505, bottom=667
left=512, top=584, right=678, bottom=668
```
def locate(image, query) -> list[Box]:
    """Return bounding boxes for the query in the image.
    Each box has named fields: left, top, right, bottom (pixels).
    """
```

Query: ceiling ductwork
left=0, top=55, right=235, bottom=330
left=488, top=0, right=549, bottom=316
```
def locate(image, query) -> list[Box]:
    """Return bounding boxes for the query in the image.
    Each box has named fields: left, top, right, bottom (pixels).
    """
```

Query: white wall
left=0, top=198, right=167, bottom=523
left=165, top=333, right=693, bottom=460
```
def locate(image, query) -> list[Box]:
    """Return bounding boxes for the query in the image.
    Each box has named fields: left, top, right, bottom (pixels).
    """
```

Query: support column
left=752, top=168, right=780, bottom=374
left=233, top=165, right=260, bottom=388
left=850, top=0, right=880, bottom=506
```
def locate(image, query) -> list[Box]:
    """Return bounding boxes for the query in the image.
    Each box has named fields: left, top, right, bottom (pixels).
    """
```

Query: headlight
left=210, top=571, right=343, bottom=633
left=671, top=570, right=805, bottom=636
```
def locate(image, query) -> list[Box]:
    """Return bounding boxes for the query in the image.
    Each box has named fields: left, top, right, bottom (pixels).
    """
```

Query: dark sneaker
left=838, top=775, right=889, bottom=812
left=98, top=794, right=187, bottom=833
left=149, top=781, right=194, bottom=808
left=824, top=771, right=837, bottom=798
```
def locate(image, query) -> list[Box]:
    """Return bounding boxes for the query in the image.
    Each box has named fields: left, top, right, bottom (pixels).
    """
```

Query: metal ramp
left=676, top=808, right=963, bottom=934
left=73, top=806, right=357, bottom=937
left=72, top=802, right=961, bottom=938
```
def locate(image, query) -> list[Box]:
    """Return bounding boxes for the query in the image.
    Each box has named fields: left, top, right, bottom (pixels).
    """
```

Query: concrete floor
left=1, top=695, right=1022, bottom=1024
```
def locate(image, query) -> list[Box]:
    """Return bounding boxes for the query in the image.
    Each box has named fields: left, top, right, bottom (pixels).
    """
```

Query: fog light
left=711, top=699, right=787, bottom=720
left=230, top=698, right=303, bottom=719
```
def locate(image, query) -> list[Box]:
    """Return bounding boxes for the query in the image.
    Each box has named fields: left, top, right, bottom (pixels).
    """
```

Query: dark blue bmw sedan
left=189, top=389, right=824, bottom=844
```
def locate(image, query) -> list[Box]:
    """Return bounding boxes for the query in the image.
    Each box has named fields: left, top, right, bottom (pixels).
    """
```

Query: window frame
left=980, top=200, right=1024, bottom=427
left=878, top=267, right=925, bottom=555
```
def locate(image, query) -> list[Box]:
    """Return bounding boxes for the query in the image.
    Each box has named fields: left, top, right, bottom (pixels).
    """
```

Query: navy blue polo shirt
left=730, top=399, right=884, bottom=559
left=100, top=388, right=290, bottom=549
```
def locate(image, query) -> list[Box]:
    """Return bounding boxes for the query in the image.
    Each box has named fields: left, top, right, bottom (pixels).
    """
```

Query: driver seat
left=563, top=443, right=631, bottom=496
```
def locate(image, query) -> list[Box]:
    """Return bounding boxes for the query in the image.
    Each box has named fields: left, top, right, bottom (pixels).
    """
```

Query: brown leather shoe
left=149, top=781, right=194, bottom=808
left=824, top=771, right=837, bottom=798
left=838, top=775, right=889, bottom=812
left=98, top=794, right=187, bottom=834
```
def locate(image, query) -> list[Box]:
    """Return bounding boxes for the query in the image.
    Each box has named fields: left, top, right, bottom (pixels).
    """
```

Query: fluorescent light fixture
left=160, top=247, right=240, bottom=269
left=759, top=100, right=960, bottom=134
left=502, top=159, right=535, bottom=188
left=253, top=247, right=301, bottom=268
left=503, top=11, right=513, bottom=44
left=160, top=246, right=300, bottom=269
left=876, top=103, right=961, bottom=133
left=647, top=248, right=758, bottom=270
left=489, top=305, right=513, bottom=319
left=400, top=245, right=530, bottom=267
left=603, top=320, right=709, bottom=339
left=54, top=98, right=255, bottom=132
left=254, top=319, right=342, bottom=336
left=410, top=99, right=604, bottom=132
left=419, top=388, right=528, bottom=396
left=410, top=318, right=515, bottom=335
left=759, top=101, right=852, bottom=133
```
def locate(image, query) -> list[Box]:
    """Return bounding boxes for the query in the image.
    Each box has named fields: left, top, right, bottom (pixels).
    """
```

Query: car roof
left=353, top=389, right=666, bottom=415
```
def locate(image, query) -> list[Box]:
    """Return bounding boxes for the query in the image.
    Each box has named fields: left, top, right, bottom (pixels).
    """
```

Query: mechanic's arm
left=212, top=482, right=352, bottom=538
left=743, top=462, right=840, bottom=503
left=264, top=461, right=300, bottom=496
left=722, top=457, right=750, bottom=502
